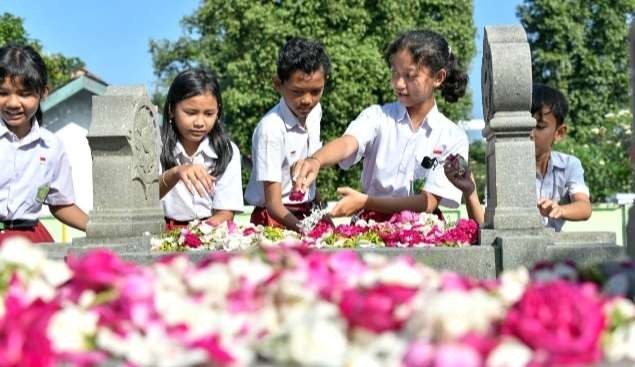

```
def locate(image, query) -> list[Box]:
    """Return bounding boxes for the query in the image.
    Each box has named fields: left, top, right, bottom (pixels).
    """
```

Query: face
left=390, top=50, right=445, bottom=108
left=0, top=77, right=44, bottom=138
left=171, top=92, right=219, bottom=153
left=530, top=105, right=566, bottom=157
left=275, top=69, right=326, bottom=124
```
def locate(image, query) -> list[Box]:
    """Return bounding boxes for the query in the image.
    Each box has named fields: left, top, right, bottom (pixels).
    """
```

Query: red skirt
left=0, top=221, right=54, bottom=245
left=356, top=208, right=445, bottom=223
left=250, top=202, right=313, bottom=229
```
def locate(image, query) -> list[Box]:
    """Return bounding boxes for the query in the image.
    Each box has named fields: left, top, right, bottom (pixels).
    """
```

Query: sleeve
left=566, top=156, right=590, bottom=199
left=45, top=143, right=76, bottom=206
left=252, top=120, right=285, bottom=182
left=339, top=105, right=381, bottom=170
left=422, top=128, right=469, bottom=209
left=212, top=142, right=244, bottom=212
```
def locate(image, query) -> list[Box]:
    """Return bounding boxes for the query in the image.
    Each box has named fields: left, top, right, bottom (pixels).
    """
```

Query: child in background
left=160, top=68, right=243, bottom=230
left=0, top=45, right=87, bottom=243
left=244, top=37, right=331, bottom=231
left=531, top=84, right=591, bottom=231
left=292, top=30, right=469, bottom=221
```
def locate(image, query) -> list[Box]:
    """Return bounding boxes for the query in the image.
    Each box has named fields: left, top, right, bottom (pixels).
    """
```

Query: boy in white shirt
left=244, top=37, right=331, bottom=230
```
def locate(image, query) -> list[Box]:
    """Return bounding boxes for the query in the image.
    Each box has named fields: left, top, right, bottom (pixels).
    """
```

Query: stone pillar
left=73, top=86, right=164, bottom=246
left=479, top=25, right=552, bottom=272
left=627, top=22, right=635, bottom=258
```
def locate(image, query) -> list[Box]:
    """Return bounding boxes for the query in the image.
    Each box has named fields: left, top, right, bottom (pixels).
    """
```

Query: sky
left=0, top=0, right=522, bottom=119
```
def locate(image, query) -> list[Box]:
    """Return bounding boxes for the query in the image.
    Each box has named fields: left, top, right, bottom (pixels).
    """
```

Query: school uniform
left=340, top=102, right=469, bottom=221
left=0, top=119, right=76, bottom=244
left=244, top=99, right=322, bottom=227
left=536, top=151, right=589, bottom=232
left=161, top=138, right=243, bottom=230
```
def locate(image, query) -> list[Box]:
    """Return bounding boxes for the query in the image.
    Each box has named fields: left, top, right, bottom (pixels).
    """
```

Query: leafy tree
left=517, top=0, right=635, bottom=201
left=0, top=12, right=84, bottom=91
left=151, top=0, right=476, bottom=199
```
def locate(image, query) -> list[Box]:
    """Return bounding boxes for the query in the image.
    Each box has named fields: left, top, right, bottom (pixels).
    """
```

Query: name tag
left=36, top=185, right=50, bottom=203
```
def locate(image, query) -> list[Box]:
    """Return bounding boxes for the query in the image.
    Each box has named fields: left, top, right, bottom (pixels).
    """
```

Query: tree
left=151, top=0, right=476, bottom=199
left=0, top=13, right=84, bottom=91
left=517, top=0, right=635, bottom=201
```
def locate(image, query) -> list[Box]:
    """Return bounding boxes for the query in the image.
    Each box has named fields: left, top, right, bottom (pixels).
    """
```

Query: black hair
left=531, top=84, right=569, bottom=126
left=384, top=30, right=468, bottom=103
left=0, top=44, right=48, bottom=123
left=160, top=68, right=233, bottom=177
left=277, top=37, right=331, bottom=82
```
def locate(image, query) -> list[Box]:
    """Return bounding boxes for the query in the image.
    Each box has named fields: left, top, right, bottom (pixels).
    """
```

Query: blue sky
left=1, top=0, right=521, bottom=119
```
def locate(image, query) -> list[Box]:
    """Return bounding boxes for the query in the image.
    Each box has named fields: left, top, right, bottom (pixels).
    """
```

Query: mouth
left=3, top=110, right=25, bottom=121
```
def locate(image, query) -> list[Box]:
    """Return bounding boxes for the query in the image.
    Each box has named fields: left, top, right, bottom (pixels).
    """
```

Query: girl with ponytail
left=291, top=30, right=473, bottom=221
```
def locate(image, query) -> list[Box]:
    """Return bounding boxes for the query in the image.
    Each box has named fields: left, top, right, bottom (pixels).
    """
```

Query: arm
left=159, top=164, right=215, bottom=199
left=49, top=204, right=88, bottom=231
left=209, top=210, right=235, bottom=224
left=464, top=190, right=484, bottom=224
left=444, top=154, right=484, bottom=224
left=264, top=181, right=300, bottom=230
left=537, top=193, right=591, bottom=221
left=291, top=135, right=359, bottom=193
left=329, top=187, right=440, bottom=217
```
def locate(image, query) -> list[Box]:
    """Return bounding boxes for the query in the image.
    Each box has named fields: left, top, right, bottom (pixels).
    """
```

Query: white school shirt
left=340, top=102, right=468, bottom=208
left=244, top=99, right=322, bottom=207
left=536, top=151, right=589, bottom=232
left=161, top=138, right=244, bottom=221
left=0, top=119, right=76, bottom=221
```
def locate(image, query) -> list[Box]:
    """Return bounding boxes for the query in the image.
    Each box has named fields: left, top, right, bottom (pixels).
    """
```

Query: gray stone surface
left=74, top=85, right=164, bottom=246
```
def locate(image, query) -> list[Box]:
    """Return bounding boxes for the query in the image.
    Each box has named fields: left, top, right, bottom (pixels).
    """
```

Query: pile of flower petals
left=1, top=237, right=635, bottom=366
left=152, top=210, right=479, bottom=252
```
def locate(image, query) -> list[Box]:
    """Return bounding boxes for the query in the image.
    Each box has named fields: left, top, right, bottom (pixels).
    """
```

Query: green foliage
left=150, top=0, right=476, bottom=199
left=518, top=0, right=635, bottom=201
left=0, top=12, right=84, bottom=91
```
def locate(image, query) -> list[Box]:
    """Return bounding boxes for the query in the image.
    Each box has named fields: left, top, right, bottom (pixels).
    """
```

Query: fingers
left=336, top=186, right=353, bottom=196
left=179, top=164, right=215, bottom=197
left=291, top=159, right=320, bottom=192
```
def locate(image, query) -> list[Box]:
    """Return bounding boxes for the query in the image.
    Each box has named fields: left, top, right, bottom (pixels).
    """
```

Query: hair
left=277, top=37, right=331, bottom=82
left=0, top=44, right=48, bottom=124
left=384, top=30, right=468, bottom=103
left=531, top=84, right=569, bottom=126
left=160, top=68, right=233, bottom=177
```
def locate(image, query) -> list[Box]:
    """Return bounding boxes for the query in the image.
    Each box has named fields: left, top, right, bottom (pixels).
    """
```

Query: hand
left=175, top=164, right=216, bottom=196
left=291, top=157, right=321, bottom=193
left=444, top=153, right=475, bottom=195
left=537, top=198, right=564, bottom=219
left=329, top=186, right=368, bottom=217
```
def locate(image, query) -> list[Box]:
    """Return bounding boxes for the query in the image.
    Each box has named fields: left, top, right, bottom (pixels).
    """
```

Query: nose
left=5, top=93, right=19, bottom=108
left=300, top=94, right=311, bottom=107
left=529, top=129, right=535, bottom=140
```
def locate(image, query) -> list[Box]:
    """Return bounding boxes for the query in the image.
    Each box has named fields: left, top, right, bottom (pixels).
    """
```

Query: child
left=291, top=30, right=469, bottom=221
left=0, top=44, right=87, bottom=243
left=159, top=68, right=243, bottom=230
left=244, top=37, right=331, bottom=231
left=531, top=84, right=591, bottom=231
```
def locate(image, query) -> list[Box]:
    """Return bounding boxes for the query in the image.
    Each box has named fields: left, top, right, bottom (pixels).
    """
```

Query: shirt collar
left=176, top=137, right=218, bottom=160
left=0, top=117, right=43, bottom=144
left=550, top=151, right=567, bottom=169
left=395, top=102, right=441, bottom=130
left=279, top=98, right=321, bottom=132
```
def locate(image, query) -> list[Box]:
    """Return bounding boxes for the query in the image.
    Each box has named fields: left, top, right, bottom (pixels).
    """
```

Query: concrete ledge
left=546, top=243, right=626, bottom=266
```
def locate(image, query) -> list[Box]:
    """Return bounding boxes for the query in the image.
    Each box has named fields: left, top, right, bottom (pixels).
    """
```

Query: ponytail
left=440, top=51, right=468, bottom=103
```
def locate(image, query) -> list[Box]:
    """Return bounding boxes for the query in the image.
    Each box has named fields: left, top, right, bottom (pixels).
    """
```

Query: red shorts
left=0, top=220, right=54, bottom=244
left=164, top=217, right=211, bottom=232
left=250, top=202, right=313, bottom=229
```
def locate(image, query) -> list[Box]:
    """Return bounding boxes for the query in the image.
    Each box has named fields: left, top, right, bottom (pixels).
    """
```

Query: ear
left=433, top=69, right=447, bottom=88
left=272, top=75, right=281, bottom=93
left=554, top=123, right=567, bottom=142
left=42, top=86, right=49, bottom=99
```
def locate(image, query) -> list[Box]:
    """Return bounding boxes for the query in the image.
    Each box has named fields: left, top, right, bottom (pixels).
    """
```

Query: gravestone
left=72, top=85, right=164, bottom=248
left=479, top=25, right=552, bottom=271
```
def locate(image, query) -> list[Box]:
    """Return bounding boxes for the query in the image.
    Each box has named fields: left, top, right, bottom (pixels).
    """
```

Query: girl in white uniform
left=159, top=68, right=243, bottom=230
left=0, top=45, right=87, bottom=243
left=292, top=30, right=470, bottom=221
